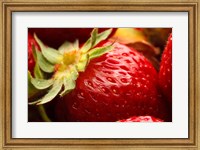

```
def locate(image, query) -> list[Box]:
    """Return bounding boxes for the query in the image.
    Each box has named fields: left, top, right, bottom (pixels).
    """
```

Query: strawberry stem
left=38, top=105, right=51, bottom=122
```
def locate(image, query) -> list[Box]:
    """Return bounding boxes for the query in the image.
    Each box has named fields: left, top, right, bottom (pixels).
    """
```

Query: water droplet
left=142, top=78, right=146, bottom=81
left=107, top=77, right=116, bottom=83
left=112, top=88, right=117, bottom=93
left=88, top=81, right=92, bottom=86
left=102, top=88, right=106, bottom=92
left=136, top=82, right=141, bottom=88
left=102, top=87, right=110, bottom=95
left=136, top=92, right=140, bottom=96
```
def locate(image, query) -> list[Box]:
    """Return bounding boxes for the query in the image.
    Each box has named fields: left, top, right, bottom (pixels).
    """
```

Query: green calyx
left=28, top=28, right=114, bottom=105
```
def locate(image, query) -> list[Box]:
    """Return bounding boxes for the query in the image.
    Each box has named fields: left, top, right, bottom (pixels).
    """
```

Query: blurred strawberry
left=118, top=116, right=163, bottom=122
left=159, top=33, right=172, bottom=104
left=28, top=33, right=40, bottom=75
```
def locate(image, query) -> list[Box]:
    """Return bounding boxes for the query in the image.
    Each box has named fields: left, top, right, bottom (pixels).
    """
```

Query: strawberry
left=28, top=28, right=170, bottom=122
left=28, top=28, right=116, bottom=49
left=54, top=41, right=170, bottom=122
left=118, top=116, right=163, bottom=122
left=159, top=34, right=172, bottom=104
left=28, top=33, right=40, bottom=74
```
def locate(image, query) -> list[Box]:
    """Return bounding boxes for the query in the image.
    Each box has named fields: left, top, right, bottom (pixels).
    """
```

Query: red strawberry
left=159, top=34, right=172, bottom=104
left=29, top=29, right=170, bottom=122
left=118, top=116, right=163, bottom=122
left=28, top=33, right=40, bottom=74
left=28, top=28, right=116, bottom=49
left=55, top=41, right=170, bottom=122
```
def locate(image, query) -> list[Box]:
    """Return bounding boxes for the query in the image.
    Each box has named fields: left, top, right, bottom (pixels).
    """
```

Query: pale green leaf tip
left=28, top=100, right=41, bottom=105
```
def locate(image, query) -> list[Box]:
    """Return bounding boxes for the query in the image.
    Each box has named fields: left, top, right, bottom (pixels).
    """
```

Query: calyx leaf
left=59, top=77, right=76, bottom=97
left=30, top=79, right=63, bottom=105
left=58, top=41, right=74, bottom=54
left=89, top=45, right=113, bottom=60
left=91, top=28, right=98, bottom=48
left=31, top=78, right=54, bottom=90
left=35, top=47, right=55, bottom=73
left=34, top=33, right=63, bottom=64
left=28, top=71, right=39, bottom=98
left=80, top=28, right=113, bottom=53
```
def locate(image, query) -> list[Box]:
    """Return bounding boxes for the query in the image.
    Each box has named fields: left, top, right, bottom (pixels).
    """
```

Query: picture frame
left=0, top=0, right=199, bottom=149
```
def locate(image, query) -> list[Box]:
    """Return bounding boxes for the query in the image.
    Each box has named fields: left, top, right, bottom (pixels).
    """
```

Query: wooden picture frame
left=0, top=0, right=199, bottom=149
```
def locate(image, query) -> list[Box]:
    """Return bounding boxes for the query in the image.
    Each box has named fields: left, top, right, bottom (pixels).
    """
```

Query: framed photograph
left=0, top=0, right=199, bottom=149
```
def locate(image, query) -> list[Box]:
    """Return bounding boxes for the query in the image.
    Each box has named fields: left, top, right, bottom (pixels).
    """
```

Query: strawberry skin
left=118, top=116, right=163, bottom=122
left=159, top=34, right=172, bottom=103
left=28, top=33, right=40, bottom=74
left=56, top=41, right=170, bottom=122
left=28, top=28, right=116, bottom=49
